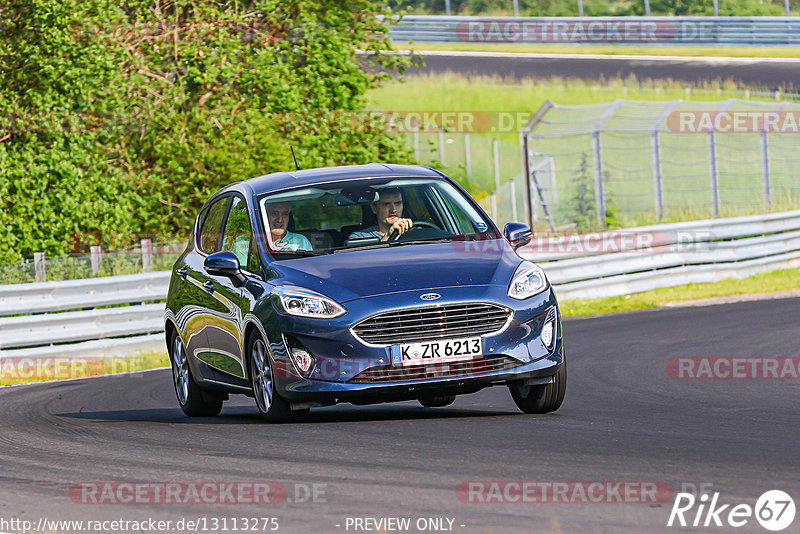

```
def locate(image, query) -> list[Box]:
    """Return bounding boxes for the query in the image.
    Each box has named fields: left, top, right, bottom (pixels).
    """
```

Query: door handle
left=203, top=280, right=215, bottom=293
left=176, top=267, right=188, bottom=280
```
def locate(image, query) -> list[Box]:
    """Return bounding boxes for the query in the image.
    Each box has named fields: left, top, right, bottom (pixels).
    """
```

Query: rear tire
left=170, top=331, right=223, bottom=417
left=509, top=361, right=566, bottom=414
left=418, top=394, right=456, bottom=408
left=249, top=335, right=305, bottom=423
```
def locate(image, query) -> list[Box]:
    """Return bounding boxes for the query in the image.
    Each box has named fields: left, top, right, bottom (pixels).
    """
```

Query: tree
left=0, top=0, right=415, bottom=263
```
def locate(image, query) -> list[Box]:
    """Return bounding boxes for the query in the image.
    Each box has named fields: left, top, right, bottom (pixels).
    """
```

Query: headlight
left=272, top=286, right=346, bottom=318
left=508, top=261, right=548, bottom=300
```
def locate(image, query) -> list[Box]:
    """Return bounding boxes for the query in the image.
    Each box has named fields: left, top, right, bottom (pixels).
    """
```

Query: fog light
left=541, top=320, right=555, bottom=349
left=290, top=347, right=315, bottom=375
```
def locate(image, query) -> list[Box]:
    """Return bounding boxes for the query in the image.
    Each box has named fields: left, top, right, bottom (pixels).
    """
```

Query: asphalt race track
left=408, top=51, right=800, bottom=90
left=1, top=297, right=799, bottom=533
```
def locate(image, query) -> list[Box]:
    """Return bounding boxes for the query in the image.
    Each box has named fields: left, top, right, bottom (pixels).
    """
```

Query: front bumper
left=260, top=285, right=563, bottom=404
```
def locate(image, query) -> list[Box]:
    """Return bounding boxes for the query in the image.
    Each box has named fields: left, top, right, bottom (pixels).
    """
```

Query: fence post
left=438, top=127, right=445, bottom=165
left=577, top=0, right=584, bottom=16
left=708, top=130, right=720, bottom=218
left=492, top=138, right=501, bottom=222
left=464, top=133, right=471, bottom=180
left=90, top=246, right=102, bottom=276
left=141, top=238, right=154, bottom=273
left=510, top=179, right=518, bottom=222
left=591, top=130, right=607, bottom=226
left=760, top=131, right=771, bottom=210
left=644, top=0, right=651, bottom=16
left=413, top=120, right=420, bottom=161
left=34, top=252, right=46, bottom=283
left=513, top=0, right=519, bottom=16
left=445, top=0, right=451, bottom=15
left=651, top=130, right=664, bottom=220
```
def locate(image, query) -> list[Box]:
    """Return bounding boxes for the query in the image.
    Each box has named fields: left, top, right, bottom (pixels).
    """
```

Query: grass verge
left=559, top=266, right=800, bottom=316
left=400, top=41, right=800, bottom=59
left=0, top=350, right=169, bottom=386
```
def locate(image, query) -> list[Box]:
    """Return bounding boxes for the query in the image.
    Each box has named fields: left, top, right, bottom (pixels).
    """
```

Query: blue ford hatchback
left=164, top=164, right=565, bottom=421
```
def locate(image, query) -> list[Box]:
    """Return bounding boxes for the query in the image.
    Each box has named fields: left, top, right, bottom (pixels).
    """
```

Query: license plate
left=392, top=337, right=483, bottom=367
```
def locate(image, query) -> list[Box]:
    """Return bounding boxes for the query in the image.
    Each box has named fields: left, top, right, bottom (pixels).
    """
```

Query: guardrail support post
left=90, top=246, right=102, bottom=276
left=651, top=130, right=664, bottom=220
left=141, top=239, right=153, bottom=273
left=592, top=130, right=607, bottom=226
left=34, top=252, right=46, bottom=283
left=760, top=131, right=771, bottom=210
left=708, top=130, right=720, bottom=218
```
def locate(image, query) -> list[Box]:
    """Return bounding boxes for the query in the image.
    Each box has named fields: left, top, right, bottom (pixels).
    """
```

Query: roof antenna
left=290, top=145, right=301, bottom=170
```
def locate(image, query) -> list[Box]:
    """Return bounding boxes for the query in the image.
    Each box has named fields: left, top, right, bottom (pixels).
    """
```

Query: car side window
left=221, top=196, right=257, bottom=271
left=200, top=196, right=230, bottom=253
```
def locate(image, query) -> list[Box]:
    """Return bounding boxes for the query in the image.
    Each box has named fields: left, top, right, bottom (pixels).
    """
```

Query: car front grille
left=352, top=302, right=512, bottom=346
left=348, top=355, right=521, bottom=383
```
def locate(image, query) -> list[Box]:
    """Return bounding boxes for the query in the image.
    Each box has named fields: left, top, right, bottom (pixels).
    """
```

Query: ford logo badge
left=420, top=293, right=441, bottom=301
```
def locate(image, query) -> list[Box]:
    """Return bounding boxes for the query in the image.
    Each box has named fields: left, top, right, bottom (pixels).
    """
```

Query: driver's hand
left=381, top=218, right=413, bottom=241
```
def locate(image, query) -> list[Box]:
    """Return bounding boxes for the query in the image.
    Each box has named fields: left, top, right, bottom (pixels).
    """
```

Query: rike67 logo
left=668, top=490, right=796, bottom=531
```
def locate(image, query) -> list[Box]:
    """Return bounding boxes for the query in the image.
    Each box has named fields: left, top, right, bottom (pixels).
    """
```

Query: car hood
left=267, top=240, right=523, bottom=303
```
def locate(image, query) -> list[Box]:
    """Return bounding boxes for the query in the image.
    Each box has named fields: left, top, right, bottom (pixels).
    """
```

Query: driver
left=265, top=201, right=312, bottom=251
left=347, top=188, right=413, bottom=243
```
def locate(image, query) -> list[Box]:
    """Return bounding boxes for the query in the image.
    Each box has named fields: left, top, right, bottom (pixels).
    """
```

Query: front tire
left=249, top=335, right=302, bottom=423
left=170, top=331, right=223, bottom=417
left=509, top=361, right=566, bottom=414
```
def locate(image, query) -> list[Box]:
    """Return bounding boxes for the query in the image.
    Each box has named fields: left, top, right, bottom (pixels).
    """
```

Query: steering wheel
left=387, top=221, right=439, bottom=242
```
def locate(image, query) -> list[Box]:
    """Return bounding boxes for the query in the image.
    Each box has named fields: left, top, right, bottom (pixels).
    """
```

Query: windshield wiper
left=386, top=238, right=453, bottom=247
left=273, top=249, right=327, bottom=257
left=333, top=242, right=390, bottom=253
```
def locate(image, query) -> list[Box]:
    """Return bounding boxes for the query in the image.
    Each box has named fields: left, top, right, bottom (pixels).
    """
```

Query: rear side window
left=199, top=196, right=230, bottom=253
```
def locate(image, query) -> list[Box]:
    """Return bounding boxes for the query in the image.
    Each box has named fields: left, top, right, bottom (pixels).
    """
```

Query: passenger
left=347, top=189, right=413, bottom=243
left=265, top=201, right=312, bottom=251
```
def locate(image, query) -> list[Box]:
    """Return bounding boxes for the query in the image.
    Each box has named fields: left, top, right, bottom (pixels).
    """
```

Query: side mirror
left=504, top=222, right=533, bottom=250
left=204, top=251, right=247, bottom=285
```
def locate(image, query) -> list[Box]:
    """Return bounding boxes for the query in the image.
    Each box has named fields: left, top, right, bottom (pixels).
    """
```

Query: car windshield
left=257, top=177, right=500, bottom=258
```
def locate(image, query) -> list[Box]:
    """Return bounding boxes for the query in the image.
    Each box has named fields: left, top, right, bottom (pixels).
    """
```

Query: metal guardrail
left=0, top=271, right=170, bottom=316
left=1, top=210, right=799, bottom=359
left=0, top=272, right=169, bottom=360
left=389, top=16, right=800, bottom=46
left=519, top=210, right=800, bottom=300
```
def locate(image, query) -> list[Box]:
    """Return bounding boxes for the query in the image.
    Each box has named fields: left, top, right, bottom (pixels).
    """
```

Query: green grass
left=367, top=73, right=780, bottom=146
left=400, top=41, right=800, bottom=59
left=367, top=74, right=800, bottom=227
left=0, top=350, right=169, bottom=386
left=560, top=266, right=800, bottom=316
